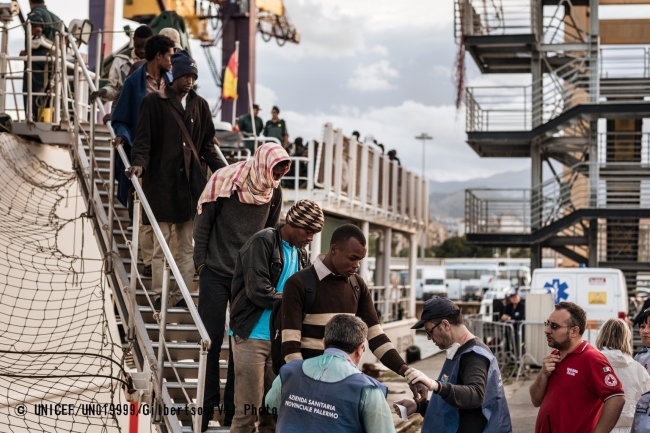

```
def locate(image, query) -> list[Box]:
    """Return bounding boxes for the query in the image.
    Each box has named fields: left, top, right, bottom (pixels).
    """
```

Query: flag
left=222, top=50, right=238, bottom=100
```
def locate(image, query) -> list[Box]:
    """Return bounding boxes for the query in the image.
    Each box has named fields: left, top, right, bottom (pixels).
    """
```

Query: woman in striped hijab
left=193, top=143, right=291, bottom=429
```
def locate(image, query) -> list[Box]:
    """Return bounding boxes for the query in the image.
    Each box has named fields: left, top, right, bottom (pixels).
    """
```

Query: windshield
left=425, top=279, right=444, bottom=285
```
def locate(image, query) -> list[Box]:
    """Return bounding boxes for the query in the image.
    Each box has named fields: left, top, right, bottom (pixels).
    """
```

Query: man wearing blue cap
left=129, top=50, right=225, bottom=310
left=394, top=297, right=512, bottom=432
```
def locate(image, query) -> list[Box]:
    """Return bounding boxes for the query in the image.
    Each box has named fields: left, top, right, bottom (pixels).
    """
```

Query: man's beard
left=548, top=333, right=571, bottom=351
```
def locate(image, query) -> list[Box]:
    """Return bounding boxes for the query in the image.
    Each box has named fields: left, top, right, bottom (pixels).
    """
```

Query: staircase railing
left=66, top=33, right=210, bottom=433
left=466, top=49, right=650, bottom=132
left=465, top=162, right=650, bottom=234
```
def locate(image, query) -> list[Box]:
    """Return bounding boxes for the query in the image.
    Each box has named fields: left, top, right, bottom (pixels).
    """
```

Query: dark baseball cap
left=411, top=296, right=461, bottom=329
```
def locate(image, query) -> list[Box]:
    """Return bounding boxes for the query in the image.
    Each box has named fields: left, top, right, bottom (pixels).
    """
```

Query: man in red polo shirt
left=530, top=302, right=625, bottom=433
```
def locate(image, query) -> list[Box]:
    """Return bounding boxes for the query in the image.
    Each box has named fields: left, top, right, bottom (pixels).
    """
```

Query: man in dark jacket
left=109, top=35, right=174, bottom=277
left=110, top=34, right=174, bottom=207
left=23, top=0, right=64, bottom=121
left=228, top=200, right=323, bottom=432
left=128, top=50, right=225, bottom=309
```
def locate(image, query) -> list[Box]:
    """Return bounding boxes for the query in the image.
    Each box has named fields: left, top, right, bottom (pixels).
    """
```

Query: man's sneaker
left=175, top=299, right=188, bottom=309
left=153, top=297, right=161, bottom=312
left=142, top=265, right=152, bottom=277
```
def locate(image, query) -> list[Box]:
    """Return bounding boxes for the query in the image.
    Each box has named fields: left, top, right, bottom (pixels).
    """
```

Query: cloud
left=255, top=84, right=279, bottom=112
left=347, top=60, right=399, bottom=92
left=269, top=0, right=364, bottom=60
left=370, top=45, right=389, bottom=56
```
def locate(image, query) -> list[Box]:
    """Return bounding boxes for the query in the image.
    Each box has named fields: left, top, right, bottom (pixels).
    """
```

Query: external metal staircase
left=456, top=0, right=650, bottom=293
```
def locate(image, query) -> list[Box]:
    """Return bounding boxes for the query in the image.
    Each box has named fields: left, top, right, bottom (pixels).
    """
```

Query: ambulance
left=531, top=268, right=628, bottom=321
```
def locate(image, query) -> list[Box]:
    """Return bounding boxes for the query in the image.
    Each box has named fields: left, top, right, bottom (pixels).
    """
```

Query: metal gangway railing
left=72, top=34, right=212, bottom=433
left=0, top=18, right=214, bottom=432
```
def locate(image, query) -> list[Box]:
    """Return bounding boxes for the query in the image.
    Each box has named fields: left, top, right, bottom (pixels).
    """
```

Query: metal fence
left=464, top=316, right=612, bottom=380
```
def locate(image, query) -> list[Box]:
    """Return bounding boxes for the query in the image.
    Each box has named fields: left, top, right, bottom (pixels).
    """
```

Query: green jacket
left=237, top=113, right=264, bottom=136
left=26, top=5, right=63, bottom=55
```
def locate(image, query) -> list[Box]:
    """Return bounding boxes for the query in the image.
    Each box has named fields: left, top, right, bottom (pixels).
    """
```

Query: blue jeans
left=198, top=267, right=235, bottom=421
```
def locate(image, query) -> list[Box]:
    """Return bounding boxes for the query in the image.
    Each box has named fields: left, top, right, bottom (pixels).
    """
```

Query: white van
left=531, top=268, right=628, bottom=321
left=421, top=267, right=447, bottom=300
left=479, top=280, right=513, bottom=320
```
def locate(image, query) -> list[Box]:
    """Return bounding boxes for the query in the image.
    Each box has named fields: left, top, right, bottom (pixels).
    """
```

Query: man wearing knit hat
left=226, top=200, right=324, bottom=433
left=129, top=50, right=224, bottom=311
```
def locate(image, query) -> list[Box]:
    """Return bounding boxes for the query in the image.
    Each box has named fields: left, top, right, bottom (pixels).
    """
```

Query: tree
left=432, top=236, right=493, bottom=258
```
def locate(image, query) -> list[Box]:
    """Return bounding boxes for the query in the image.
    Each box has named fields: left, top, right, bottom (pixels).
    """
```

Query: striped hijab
left=197, top=143, right=290, bottom=214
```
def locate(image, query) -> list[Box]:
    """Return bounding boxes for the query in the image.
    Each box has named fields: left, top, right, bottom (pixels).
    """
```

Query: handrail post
left=155, top=259, right=170, bottom=425
left=127, top=198, right=141, bottom=341
left=53, top=30, right=60, bottom=124
left=194, top=343, right=208, bottom=433
left=26, top=22, right=32, bottom=122
left=89, top=95, right=95, bottom=217
left=87, top=31, right=102, bottom=218
left=0, top=19, right=8, bottom=114
left=73, top=53, right=80, bottom=121
left=107, top=144, right=115, bottom=273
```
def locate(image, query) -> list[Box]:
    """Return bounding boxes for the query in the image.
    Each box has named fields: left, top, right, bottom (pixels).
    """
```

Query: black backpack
left=270, top=267, right=360, bottom=375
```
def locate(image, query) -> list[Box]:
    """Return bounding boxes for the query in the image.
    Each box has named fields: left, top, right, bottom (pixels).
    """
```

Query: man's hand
left=102, top=113, right=112, bottom=124
left=212, top=137, right=221, bottom=147
left=125, top=166, right=142, bottom=179
left=90, top=88, right=107, bottom=101
left=500, top=314, right=510, bottom=322
left=112, top=136, right=124, bottom=148
left=393, top=399, right=417, bottom=417
left=405, top=367, right=436, bottom=390
left=541, top=353, right=561, bottom=377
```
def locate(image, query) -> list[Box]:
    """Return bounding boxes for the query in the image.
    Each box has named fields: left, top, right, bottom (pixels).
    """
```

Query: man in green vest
left=23, top=0, right=63, bottom=121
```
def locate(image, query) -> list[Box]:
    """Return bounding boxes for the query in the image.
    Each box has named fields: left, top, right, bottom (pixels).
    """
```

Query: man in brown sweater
left=281, top=224, right=409, bottom=375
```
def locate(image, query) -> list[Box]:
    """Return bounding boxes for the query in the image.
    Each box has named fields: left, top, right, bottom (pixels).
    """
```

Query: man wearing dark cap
left=237, top=103, right=264, bottom=136
left=228, top=200, right=324, bottom=432
left=394, top=297, right=512, bottom=432
left=128, top=50, right=225, bottom=310
left=501, top=289, right=525, bottom=322
left=263, top=106, right=289, bottom=148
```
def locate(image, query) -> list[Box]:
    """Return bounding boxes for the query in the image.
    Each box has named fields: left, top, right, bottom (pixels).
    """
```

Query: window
left=425, top=279, right=444, bottom=285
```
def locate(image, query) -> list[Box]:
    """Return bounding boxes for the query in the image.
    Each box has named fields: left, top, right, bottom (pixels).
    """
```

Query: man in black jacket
left=128, top=50, right=224, bottom=309
left=228, top=200, right=324, bottom=433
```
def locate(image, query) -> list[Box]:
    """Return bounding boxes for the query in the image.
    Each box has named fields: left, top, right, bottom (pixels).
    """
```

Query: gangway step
left=140, top=306, right=200, bottom=325
left=163, top=360, right=228, bottom=380
left=165, top=379, right=226, bottom=400
left=135, top=289, right=199, bottom=306
left=146, top=323, right=202, bottom=343
left=152, top=342, right=229, bottom=361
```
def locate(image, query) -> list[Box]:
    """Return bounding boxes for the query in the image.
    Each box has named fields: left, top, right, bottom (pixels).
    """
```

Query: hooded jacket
left=602, top=348, right=650, bottom=429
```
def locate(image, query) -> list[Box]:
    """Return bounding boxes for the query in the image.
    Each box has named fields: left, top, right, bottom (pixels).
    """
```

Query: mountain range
left=429, top=168, right=531, bottom=219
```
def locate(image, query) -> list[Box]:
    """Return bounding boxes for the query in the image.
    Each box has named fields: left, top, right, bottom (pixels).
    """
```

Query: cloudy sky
left=15, top=0, right=650, bottom=181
